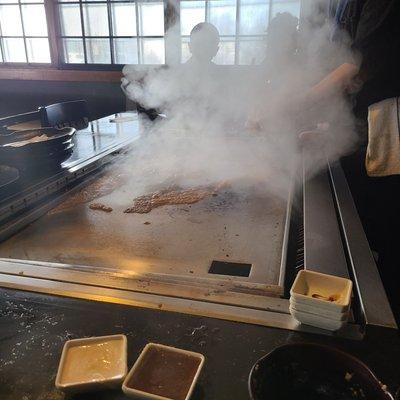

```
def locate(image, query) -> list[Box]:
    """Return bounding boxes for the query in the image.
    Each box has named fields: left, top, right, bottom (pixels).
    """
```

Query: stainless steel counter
left=0, top=113, right=396, bottom=339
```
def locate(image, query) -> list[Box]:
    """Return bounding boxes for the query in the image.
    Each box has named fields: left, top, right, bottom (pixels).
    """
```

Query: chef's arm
left=305, top=62, right=360, bottom=106
left=310, top=0, right=395, bottom=105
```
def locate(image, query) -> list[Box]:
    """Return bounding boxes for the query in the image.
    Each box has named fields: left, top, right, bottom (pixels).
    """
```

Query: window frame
left=0, top=0, right=303, bottom=72
left=180, top=0, right=301, bottom=65
left=0, top=0, right=53, bottom=66
left=55, top=0, right=168, bottom=69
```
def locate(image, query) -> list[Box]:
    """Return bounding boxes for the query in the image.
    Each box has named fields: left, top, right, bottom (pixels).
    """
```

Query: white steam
left=121, top=9, right=359, bottom=199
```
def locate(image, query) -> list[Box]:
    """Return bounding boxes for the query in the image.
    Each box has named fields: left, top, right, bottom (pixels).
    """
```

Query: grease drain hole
left=208, top=260, right=252, bottom=277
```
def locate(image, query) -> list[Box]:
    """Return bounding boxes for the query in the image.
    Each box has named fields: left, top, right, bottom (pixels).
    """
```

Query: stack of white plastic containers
left=289, top=270, right=353, bottom=332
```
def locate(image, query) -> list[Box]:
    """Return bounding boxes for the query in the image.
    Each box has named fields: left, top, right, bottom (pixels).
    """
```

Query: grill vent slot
left=295, top=220, right=304, bottom=272
left=208, top=260, right=252, bottom=277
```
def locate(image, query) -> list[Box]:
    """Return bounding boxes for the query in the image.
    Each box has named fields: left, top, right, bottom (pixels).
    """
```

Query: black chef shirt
left=329, top=0, right=400, bottom=118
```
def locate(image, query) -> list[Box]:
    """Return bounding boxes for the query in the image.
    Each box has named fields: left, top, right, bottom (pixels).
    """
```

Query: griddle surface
left=0, top=170, right=288, bottom=292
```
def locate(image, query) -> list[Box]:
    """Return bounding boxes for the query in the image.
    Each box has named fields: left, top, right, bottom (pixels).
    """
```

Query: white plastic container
left=290, top=306, right=347, bottom=331
left=55, top=334, right=128, bottom=393
left=289, top=297, right=348, bottom=320
left=122, top=343, right=205, bottom=400
left=290, top=270, right=353, bottom=313
left=290, top=300, right=349, bottom=321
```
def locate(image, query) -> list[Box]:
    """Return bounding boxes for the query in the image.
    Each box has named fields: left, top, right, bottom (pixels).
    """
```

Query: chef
left=122, top=22, right=222, bottom=122
left=185, top=22, right=220, bottom=69
left=302, top=0, right=400, bottom=323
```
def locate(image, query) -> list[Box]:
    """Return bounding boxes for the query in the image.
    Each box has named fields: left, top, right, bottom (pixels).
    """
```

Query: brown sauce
left=127, top=346, right=202, bottom=400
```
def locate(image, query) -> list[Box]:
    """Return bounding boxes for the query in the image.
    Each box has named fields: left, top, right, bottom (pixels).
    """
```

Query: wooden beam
left=0, top=68, right=123, bottom=83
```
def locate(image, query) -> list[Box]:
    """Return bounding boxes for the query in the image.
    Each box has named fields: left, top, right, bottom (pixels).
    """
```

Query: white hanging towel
left=366, top=97, right=400, bottom=176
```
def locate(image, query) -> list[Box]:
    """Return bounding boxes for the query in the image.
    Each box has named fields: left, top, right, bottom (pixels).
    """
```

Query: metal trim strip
left=0, top=272, right=363, bottom=340
left=328, top=161, right=397, bottom=330
left=302, top=149, right=349, bottom=278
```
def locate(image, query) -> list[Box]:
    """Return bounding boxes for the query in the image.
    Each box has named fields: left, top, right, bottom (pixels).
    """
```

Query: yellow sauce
left=60, top=340, right=124, bottom=385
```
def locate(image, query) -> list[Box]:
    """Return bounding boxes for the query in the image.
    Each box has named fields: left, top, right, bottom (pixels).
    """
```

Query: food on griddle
left=89, top=203, right=113, bottom=212
left=48, top=173, right=125, bottom=215
left=124, top=186, right=217, bottom=214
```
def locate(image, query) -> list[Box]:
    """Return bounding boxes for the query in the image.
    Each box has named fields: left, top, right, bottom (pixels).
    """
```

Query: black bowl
left=249, top=343, right=394, bottom=400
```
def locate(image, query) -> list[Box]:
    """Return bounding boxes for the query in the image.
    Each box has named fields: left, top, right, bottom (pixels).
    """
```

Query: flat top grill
left=0, top=113, right=395, bottom=335
left=0, top=169, right=288, bottom=296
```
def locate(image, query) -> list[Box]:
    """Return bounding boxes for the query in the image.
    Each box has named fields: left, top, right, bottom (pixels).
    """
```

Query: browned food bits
left=124, top=186, right=216, bottom=214
left=49, top=173, right=125, bottom=215
left=89, top=203, right=113, bottom=213
left=311, top=293, right=340, bottom=302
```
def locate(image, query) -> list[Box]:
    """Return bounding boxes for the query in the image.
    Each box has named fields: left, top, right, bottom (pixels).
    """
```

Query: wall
left=0, top=80, right=127, bottom=121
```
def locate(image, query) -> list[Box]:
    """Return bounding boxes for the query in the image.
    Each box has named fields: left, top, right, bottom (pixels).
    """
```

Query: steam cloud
left=121, top=6, right=359, bottom=200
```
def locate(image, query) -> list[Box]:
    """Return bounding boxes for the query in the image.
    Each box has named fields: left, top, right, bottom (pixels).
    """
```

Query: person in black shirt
left=305, top=0, right=400, bottom=324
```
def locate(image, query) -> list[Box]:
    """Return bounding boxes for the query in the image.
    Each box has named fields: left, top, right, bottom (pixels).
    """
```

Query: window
left=180, top=0, right=301, bottom=65
left=57, top=0, right=165, bottom=65
left=0, top=0, right=51, bottom=63
left=0, top=0, right=301, bottom=68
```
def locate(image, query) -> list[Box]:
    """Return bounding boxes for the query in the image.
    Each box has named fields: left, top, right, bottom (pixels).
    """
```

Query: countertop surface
left=0, top=288, right=399, bottom=400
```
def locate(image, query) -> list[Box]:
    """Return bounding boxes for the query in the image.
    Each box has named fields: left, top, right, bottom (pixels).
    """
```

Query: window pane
left=82, top=4, right=109, bottom=36
left=238, top=37, right=266, bottom=65
left=59, top=4, right=82, bottom=36
left=26, top=38, right=51, bottom=63
left=239, top=0, right=269, bottom=35
left=21, top=0, right=44, bottom=3
left=111, top=3, right=136, bottom=36
left=3, top=38, right=26, bottom=62
left=137, top=1, right=164, bottom=36
left=180, top=1, right=205, bottom=36
left=181, top=36, right=190, bottom=63
left=0, top=5, right=23, bottom=35
left=86, top=38, right=111, bottom=63
left=271, top=1, right=301, bottom=18
left=114, top=38, right=138, bottom=64
left=140, top=37, right=164, bottom=64
left=213, top=37, right=234, bottom=64
left=209, top=0, right=236, bottom=36
left=22, top=4, right=48, bottom=36
left=62, top=38, right=85, bottom=63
